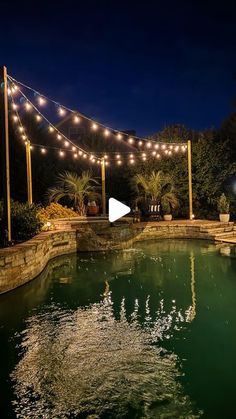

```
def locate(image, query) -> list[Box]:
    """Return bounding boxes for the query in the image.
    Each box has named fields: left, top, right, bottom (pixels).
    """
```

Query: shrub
left=217, top=193, right=230, bottom=214
left=161, top=200, right=171, bottom=215
left=0, top=200, right=42, bottom=242
left=37, top=203, right=78, bottom=223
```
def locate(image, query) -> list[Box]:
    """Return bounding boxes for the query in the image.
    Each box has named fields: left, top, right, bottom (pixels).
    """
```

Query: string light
left=38, top=96, right=46, bottom=106
left=92, top=123, right=98, bottom=131
left=128, top=137, right=134, bottom=144
left=49, top=126, right=54, bottom=132
left=58, top=107, right=66, bottom=116
left=8, top=74, right=188, bottom=153
left=41, top=147, right=46, bottom=154
left=104, top=129, right=110, bottom=137
left=59, top=150, right=65, bottom=157
left=64, top=141, right=69, bottom=147
left=36, top=115, right=42, bottom=121
left=25, top=102, right=32, bottom=111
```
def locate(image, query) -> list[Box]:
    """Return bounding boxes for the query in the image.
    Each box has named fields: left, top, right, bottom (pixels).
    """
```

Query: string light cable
left=7, top=74, right=187, bottom=150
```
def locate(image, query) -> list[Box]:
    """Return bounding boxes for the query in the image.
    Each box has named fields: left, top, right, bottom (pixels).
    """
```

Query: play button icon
left=108, top=198, right=131, bottom=222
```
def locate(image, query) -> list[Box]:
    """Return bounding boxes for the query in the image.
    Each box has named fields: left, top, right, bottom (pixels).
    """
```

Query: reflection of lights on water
left=11, top=296, right=199, bottom=418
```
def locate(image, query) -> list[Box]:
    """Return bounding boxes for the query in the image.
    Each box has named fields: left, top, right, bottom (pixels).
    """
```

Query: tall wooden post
left=0, top=65, right=11, bottom=242
left=25, top=141, right=33, bottom=205
left=187, top=140, right=193, bottom=220
left=101, top=158, right=106, bottom=215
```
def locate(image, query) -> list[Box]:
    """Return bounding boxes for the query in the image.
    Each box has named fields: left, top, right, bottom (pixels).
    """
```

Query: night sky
left=1, top=0, right=236, bottom=136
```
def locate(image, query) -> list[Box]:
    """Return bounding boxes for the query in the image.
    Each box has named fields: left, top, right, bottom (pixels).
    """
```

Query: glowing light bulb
left=104, top=154, right=108, bottom=159
left=41, top=148, right=46, bottom=154
left=130, top=154, right=134, bottom=158
left=156, top=154, right=161, bottom=159
left=105, top=161, right=109, bottom=166
left=168, top=150, right=172, bottom=155
left=12, top=103, right=18, bottom=110
left=25, top=102, right=32, bottom=111
left=142, top=156, right=147, bottom=161
left=138, top=141, right=143, bottom=146
left=175, top=145, right=179, bottom=152
left=74, top=153, right=78, bottom=158
left=92, top=158, right=96, bottom=163
left=142, top=153, right=146, bottom=157
left=74, top=115, right=80, bottom=123
left=83, top=153, right=87, bottom=158
left=164, top=149, right=168, bottom=154
left=104, top=129, right=110, bottom=137
left=161, top=144, right=166, bottom=149
left=59, top=150, right=65, bottom=157
left=128, top=137, right=134, bottom=144
left=38, top=96, right=46, bottom=106
left=30, top=145, right=33, bottom=150
left=22, top=135, right=26, bottom=140
left=79, top=150, right=83, bottom=156
left=92, top=123, right=98, bottom=130
left=130, top=159, right=135, bottom=164
left=169, top=145, right=173, bottom=150
left=19, top=126, right=24, bottom=132
left=36, top=115, right=42, bottom=121
left=117, top=133, right=122, bottom=140
left=154, top=144, right=159, bottom=149
left=72, top=146, right=76, bottom=151
left=116, top=154, right=121, bottom=159
left=57, top=134, right=62, bottom=140
left=13, top=115, right=18, bottom=122
left=152, top=151, right=156, bottom=156
left=117, top=160, right=122, bottom=165
left=146, top=142, right=152, bottom=148
left=49, top=126, right=54, bottom=132
left=64, top=141, right=69, bottom=147
left=58, top=107, right=66, bottom=116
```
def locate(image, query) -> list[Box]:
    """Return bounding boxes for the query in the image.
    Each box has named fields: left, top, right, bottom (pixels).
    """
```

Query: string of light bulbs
left=7, top=74, right=187, bottom=150
left=8, top=81, right=102, bottom=163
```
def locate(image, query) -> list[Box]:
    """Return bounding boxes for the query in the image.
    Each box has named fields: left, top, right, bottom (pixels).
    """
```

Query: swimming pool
left=0, top=240, right=236, bottom=418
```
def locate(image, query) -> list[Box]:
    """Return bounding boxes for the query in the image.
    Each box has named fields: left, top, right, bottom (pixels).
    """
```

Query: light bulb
left=130, top=159, right=135, bottom=164
left=25, top=102, right=32, bottom=111
left=104, top=129, right=110, bottom=137
left=154, top=144, right=159, bottom=149
left=128, top=137, right=134, bottom=144
left=156, top=154, right=161, bottom=159
left=146, top=142, right=152, bottom=148
left=49, top=126, right=54, bottom=132
left=117, top=160, right=122, bottom=165
left=74, top=115, right=80, bottom=123
left=72, top=146, right=76, bottom=151
left=79, top=150, right=83, bottom=156
left=138, top=141, right=143, bottom=146
left=57, top=134, right=62, bottom=140
left=83, top=153, right=87, bottom=158
left=58, top=107, right=66, bottom=116
left=36, top=115, right=42, bottom=121
left=92, top=123, right=98, bottom=130
left=64, top=141, right=69, bottom=147
left=117, top=133, right=122, bottom=140
left=74, top=153, right=78, bottom=158
left=19, top=126, right=24, bottom=132
left=41, top=148, right=46, bottom=154
left=38, top=96, right=46, bottom=106
left=116, top=154, right=121, bottom=159
left=59, top=150, right=64, bottom=157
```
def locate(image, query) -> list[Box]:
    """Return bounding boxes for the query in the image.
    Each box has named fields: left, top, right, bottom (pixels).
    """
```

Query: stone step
left=214, top=231, right=236, bottom=238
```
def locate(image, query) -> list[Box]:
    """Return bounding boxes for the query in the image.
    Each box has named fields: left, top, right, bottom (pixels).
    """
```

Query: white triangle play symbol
left=108, top=198, right=131, bottom=222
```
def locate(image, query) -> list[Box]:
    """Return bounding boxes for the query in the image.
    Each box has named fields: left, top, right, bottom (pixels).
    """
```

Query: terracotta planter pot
left=87, top=206, right=99, bottom=216
left=163, top=214, right=172, bottom=221
left=219, top=213, right=230, bottom=222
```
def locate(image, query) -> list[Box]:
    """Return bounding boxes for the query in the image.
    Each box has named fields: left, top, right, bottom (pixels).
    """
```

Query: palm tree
left=134, top=170, right=178, bottom=212
left=48, top=171, right=100, bottom=216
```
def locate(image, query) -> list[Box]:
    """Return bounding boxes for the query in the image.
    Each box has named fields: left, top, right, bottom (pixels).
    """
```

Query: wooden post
left=101, top=158, right=106, bottom=215
left=0, top=65, right=11, bottom=242
left=25, top=141, right=33, bottom=205
left=187, top=140, right=193, bottom=220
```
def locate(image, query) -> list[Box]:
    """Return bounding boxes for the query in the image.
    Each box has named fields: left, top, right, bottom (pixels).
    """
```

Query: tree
left=48, top=171, right=100, bottom=215
left=133, top=170, right=177, bottom=206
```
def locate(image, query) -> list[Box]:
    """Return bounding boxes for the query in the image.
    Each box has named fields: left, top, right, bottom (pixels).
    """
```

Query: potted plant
left=87, top=200, right=99, bottom=216
left=161, top=189, right=179, bottom=221
left=161, top=199, right=172, bottom=221
left=217, top=193, right=230, bottom=222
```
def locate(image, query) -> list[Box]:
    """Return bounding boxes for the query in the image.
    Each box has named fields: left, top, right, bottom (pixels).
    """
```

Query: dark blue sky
left=2, top=0, right=236, bottom=135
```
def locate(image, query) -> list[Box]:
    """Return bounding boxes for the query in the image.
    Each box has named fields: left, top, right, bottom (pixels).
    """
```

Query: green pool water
left=1, top=239, right=236, bottom=418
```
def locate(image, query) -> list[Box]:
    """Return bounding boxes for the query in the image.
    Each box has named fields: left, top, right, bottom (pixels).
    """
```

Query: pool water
left=1, top=240, right=236, bottom=418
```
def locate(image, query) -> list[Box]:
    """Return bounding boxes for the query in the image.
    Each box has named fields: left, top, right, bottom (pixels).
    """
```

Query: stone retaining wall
left=0, top=230, right=76, bottom=294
